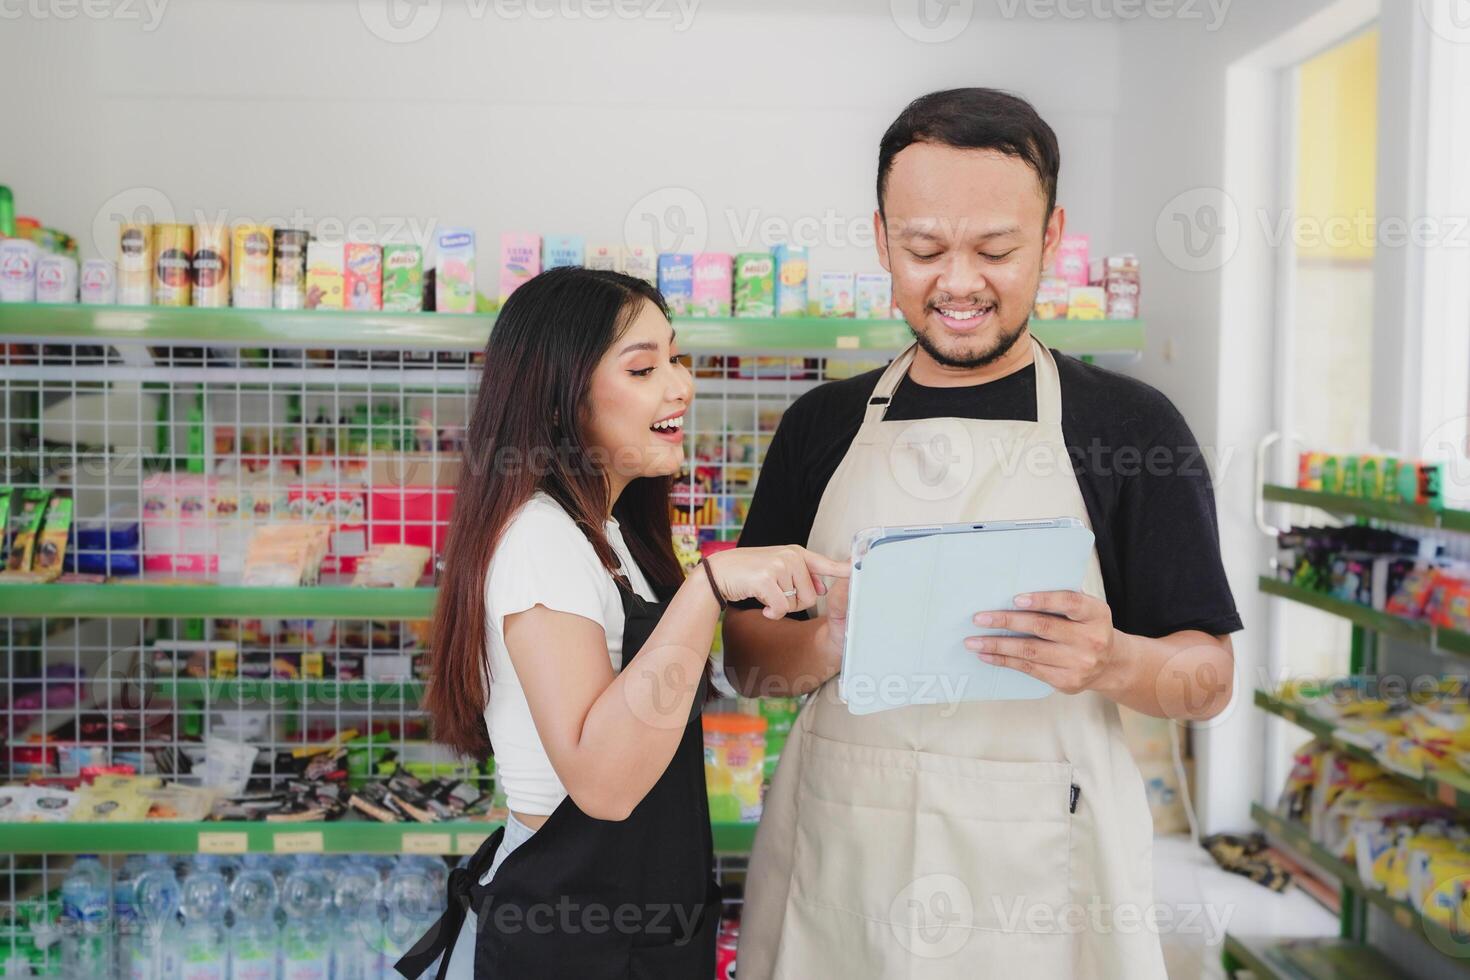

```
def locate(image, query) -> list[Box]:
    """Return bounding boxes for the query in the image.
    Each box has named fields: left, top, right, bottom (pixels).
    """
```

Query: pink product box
left=368, top=486, right=457, bottom=577
left=142, top=474, right=220, bottom=574
left=499, top=233, right=541, bottom=303
left=1053, top=235, right=1089, bottom=287
left=691, top=253, right=732, bottom=317
left=287, top=486, right=368, bottom=574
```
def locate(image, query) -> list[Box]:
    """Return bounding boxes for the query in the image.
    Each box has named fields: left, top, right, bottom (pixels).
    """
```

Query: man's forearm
left=1098, top=630, right=1235, bottom=720
left=722, top=608, right=835, bottom=698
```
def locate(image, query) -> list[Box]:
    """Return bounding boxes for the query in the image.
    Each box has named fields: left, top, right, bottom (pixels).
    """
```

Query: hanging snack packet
left=5, top=488, right=51, bottom=572
left=32, top=494, right=72, bottom=581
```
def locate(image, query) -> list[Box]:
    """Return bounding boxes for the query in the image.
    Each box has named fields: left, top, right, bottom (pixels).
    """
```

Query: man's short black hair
left=877, top=88, right=1060, bottom=220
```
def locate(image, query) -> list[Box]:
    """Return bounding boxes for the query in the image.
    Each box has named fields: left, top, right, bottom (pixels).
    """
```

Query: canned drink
left=152, top=224, right=193, bottom=306
left=273, top=228, right=308, bottom=309
left=35, top=254, right=78, bottom=303
left=117, top=223, right=152, bottom=305
left=0, top=238, right=39, bottom=302
left=191, top=223, right=230, bottom=308
left=231, top=224, right=273, bottom=308
left=80, top=259, right=117, bottom=305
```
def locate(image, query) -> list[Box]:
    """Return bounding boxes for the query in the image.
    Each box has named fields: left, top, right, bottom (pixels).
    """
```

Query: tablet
left=838, top=518, right=1095, bottom=715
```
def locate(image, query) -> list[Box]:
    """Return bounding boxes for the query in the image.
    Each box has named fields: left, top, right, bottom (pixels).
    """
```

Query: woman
left=398, top=267, right=845, bottom=978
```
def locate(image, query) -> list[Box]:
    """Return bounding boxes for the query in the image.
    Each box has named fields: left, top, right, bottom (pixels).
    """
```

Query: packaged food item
left=344, top=243, right=383, bottom=311
left=34, top=253, right=78, bottom=303
left=691, top=253, right=732, bottom=317
left=242, top=523, right=332, bottom=586
left=198, top=736, right=260, bottom=798
left=1298, top=451, right=1327, bottom=491
left=21, top=786, right=77, bottom=823
left=231, top=224, right=274, bottom=308
left=855, top=272, right=892, bottom=320
left=1397, top=460, right=1445, bottom=508
left=586, top=243, right=623, bottom=272
left=303, top=240, right=345, bottom=310
left=273, top=228, right=309, bottom=309
left=0, top=785, right=31, bottom=821
left=1053, top=234, right=1089, bottom=286
left=379, top=243, right=424, bottom=312
left=543, top=234, right=585, bottom=270
left=1358, top=455, right=1388, bottom=500
left=191, top=222, right=230, bottom=308
left=733, top=252, right=775, bottom=318
left=31, top=493, right=71, bottom=581
left=1033, top=276, right=1069, bottom=319
left=657, top=253, right=694, bottom=315
left=152, top=224, right=193, bottom=306
left=1066, top=285, right=1106, bottom=320
left=79, top=259, right=117, bottom=304
left=1091, top=253, right=1140, bottom=319
left=0, top=237, right=39, bottom=303
left=703, top=712, right=766, bottom=822
left=435, top=228, right=477, bottom=313
left=351, top=544, right=431, bottom=588
left=499, top=232, right=540, bottom=304
left=0, top=489, right=9, bottom=556
left=5, top=488, right=51, bottom=572
left=623, top=246, right=657, bottom=285
left=773, top=243, right=808, bottom=316
left=117, top=223, right=152, bottom=305
left=819, top=271, right=855, bottom=318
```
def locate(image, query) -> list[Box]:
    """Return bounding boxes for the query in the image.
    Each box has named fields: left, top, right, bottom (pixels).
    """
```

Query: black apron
left=397, top=579, right=721, bottom=979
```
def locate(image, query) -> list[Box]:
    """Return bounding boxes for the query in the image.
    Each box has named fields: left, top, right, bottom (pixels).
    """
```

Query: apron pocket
left=791, top=732, right=1075, bottom=943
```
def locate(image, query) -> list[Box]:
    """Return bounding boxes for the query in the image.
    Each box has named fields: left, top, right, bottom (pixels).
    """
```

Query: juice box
left=691, top=253, right=732, bottom=317
left=624, top=246, right=657, bottom=285
left=230, top=225, right=273, bottom=308
left=1066, top=285, right=1105, bottom=320
left=587, top=244, right=623, bottom=272
left=543, top=235, right=585, bottom=270
left=499, top=232, right=540, bottom=303
left=382, top=244, right=424, bottom=312
left=1054, top=234, right=1089, bottom=286
left=657, top=254, right=694, bottom=315
left=1033, top=277, right=1069, bottom=319
left=345, top=243, right=383, bottom=311
left=304, top=240, right=345, bottom=310
left=435, top=228, right=476, bottom=314
left=773, top=244, right=808, bottom=316
left=819, top=271, right=855, bottom=318
left=734, top=252, right=774, bottom=318
left=1092, top=253, right=1141, bottom=319
left=855, top=272, right=892, bottom=320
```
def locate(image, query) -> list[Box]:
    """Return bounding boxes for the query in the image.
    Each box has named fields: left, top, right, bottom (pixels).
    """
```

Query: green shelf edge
left=1223, top=933, right=1416, bottom=980
left=1251, top=804, right=1470, bottom=969
left=0, top=583, right=436, bottom=620
left=1, top=818, right=757, bottom=855
left=139, top=677, right=425, bottom=703
left=1263, top=485, right=1470, bottom=534
left=0, top=303, right=1143, bottom=354
left=1257, top=577, right=1470, bottom=658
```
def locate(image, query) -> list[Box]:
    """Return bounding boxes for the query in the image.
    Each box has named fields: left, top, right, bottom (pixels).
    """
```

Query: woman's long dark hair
left=427, top=267, right=686, bottom=760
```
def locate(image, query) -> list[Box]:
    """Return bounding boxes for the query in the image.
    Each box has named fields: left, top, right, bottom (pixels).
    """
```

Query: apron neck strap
left=863, top=333, right=1064, bottom=425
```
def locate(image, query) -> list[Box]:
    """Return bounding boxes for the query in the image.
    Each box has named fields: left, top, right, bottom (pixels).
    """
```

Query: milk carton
left=35, top=254, right=78, bottom=303
left=0, top=239, right=39, bottom=302
left=382, top=244, right=424, bottom=312
left=624, top=246, right=657, bottom=286
left=543, top=235, right=585, bottom=270
left=1053, top=235, right=1089, bottom=287
left=819, top=272, right=854, bottom=318
left=773, top=244, right=808, bottom=317
left=80, top=259, right=117, bottom=305
left=733, top=252, right=774, bottom=318
left=691, top=253, right=732, bottom=317
left=435, top=228, right=477, bottom=314
left=657, top=254, right=694, bottom=315
left=304, top=240, right=345, bottom=310
left=345, top=243, right=383, bottom=311
left=586, top=244, right=623, bottom=272
left=854, top=272, right=892, bottom=320
left=499, top=233, right=540, bottom=304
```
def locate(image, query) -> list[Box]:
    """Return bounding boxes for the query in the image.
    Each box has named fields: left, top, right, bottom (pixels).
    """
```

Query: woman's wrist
left=697, top=556, right=728, bottom=610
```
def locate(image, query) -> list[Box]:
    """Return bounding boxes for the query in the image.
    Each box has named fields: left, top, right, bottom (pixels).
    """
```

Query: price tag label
left=197, top=832, right=248, bottom=854
left=403, top=833, right=452, bottom=855
left=836, top=336, right=860, bottom=350
left=273, top=831, right=323, bottom=854
left=457, top=833, right=491, bottom=855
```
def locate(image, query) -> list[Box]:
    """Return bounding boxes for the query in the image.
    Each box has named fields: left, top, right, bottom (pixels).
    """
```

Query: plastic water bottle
left=228, top=855, right=279, bottom=980
left=179, top=856, right=229, bottom=980
left=381, top=856, right=441, bottom=974
left=131, top=854, right=181, bottom=980
left=115, top=855, right=146, bottom=977
left=60, top=855, right=112, bottom=977
left=280, top=855, right=331, bottom=980
left=331, top=858, right=382, bottom=980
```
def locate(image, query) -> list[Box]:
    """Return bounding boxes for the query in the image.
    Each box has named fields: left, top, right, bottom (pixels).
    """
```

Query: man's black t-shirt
left=736, top=349, right=1242, bottom=639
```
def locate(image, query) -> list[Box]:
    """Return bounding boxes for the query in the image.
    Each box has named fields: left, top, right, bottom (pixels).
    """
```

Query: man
left=725, top=89, right=1240, bottom=979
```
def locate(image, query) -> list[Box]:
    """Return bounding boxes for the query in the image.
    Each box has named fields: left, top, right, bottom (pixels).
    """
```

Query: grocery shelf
left=0, top=582, right=437, bottom=620
left=1263, top=485, right=1470, bottom=534
left=1255, top=689, right=1470, bottom=812
left=1221, top=933, right=1412, bottom=979
left=1257, top=577, right=1470, bottom=659
left=139, top=676, right=425, bottom=704
left=0, top=302, right=1144, bottom=355
left=2, top=818, right=758, bottom=855
left=1251, top=804, right=1470, bottom=968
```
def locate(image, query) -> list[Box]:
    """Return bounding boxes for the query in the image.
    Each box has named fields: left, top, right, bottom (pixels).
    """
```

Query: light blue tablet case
left=839, top=521, right=1095, bottom=714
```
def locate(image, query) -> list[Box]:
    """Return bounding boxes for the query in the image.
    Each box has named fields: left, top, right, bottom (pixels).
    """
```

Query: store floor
left=1152, top=833, right=1336, bottom=979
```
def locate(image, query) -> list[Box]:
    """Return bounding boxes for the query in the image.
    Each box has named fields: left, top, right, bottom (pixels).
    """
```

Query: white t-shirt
left=483, top=492, right=656, bottom=816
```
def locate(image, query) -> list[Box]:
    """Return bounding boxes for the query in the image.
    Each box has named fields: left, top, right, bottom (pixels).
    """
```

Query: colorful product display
left=657, top=253, right=694, bottom=315
left=345, top=242, right=383, bottom=311
left=691, top=253, right=732, bottom=317
left=1298, top=450, right=1445, bottom=508
left=733, top=252, right=774, bottom=318
left=773, top=243, right=808, bottom=317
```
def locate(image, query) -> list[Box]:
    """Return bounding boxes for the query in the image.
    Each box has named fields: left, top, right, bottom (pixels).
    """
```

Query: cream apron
left=738, top=338, right=1166, bottom=979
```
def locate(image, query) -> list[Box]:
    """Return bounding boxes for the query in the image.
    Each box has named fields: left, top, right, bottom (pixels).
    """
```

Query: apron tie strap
left=395, top=829, right=503, bottom=978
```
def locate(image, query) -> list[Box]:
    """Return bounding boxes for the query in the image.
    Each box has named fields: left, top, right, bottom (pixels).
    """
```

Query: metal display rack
left=1227, top=486, right=1470, bottom=978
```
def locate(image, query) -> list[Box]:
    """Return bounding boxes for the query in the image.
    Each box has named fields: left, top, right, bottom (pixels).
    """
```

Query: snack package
left=1034, top=276, right=1070, bottom=319
left=198, top=736, right=260, bottom=798
left=382, top=243, right=425, bottom=312
left=305, top=240, right=345, bottom=310
left=586, top=244, right=623, bottom=272
left=855, top=272, right=892, bottom=320
left=1053, top=234, right=1089, bottom=286
left=773, top=244, right=809, bottom=317
left=0, top=489, right=10, bottom=558
left=345, top=243, right=383, bottom=311
left=22, top=786, right=77, bottom=823
left=0, top=785, right=32, bottom=821
left=819, top=272, right=855, bottom=318
left=734, top=252, right=775, bottom=318
left=657, top=254, right=694, bottom=315
left=435, top=228, right=477, bottom=313
left=6, top=488, right=51, bottom=572
left=1298, top=451, right=1327, bottom=491
left=31, top=493, right=72, bottom=581
left=623, top=246, right=657, bottom=286
left=499, top=232, right=540, bottom=303
left=1091, top=254, right=1140, bottom=319
left=1066, top=286, right=1106, bottom=320
left=691, top=253, right=732, bottom=317
left=543, top=234, right=585, bottom=271
left=75, top=778, right=152, bottom=822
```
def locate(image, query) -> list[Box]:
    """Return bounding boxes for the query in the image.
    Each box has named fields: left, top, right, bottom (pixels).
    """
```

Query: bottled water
left=131, top=854, right=182, bottom=980
left=331, top=858, right=382, bottom=980
left=228, top=855, right=279, bottom=980
left=280, top=855, right=331, bottom=980
left=60, top=855, right=112, bottom=977
left=179, top=856, right=229, bottom=980
left=381, top=856, right=441, bottom=974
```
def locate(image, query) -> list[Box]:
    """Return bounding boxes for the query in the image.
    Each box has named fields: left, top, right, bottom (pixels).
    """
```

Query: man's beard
left=908, top=311, right=1028, bottom=370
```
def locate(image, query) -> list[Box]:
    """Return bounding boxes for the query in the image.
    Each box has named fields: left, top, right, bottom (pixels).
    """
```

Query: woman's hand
left=706, top=546, right=850, bottom=620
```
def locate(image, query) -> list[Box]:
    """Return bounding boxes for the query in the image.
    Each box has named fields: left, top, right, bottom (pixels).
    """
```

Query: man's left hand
left=965, top=591, right=1123, bottom=695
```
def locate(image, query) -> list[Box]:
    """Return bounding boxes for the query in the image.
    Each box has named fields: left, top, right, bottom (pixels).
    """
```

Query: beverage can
left=192, top=223, right=231, bottom=308
left=118, top=223, right=152, bottom=305
left=152, top=224, right=193, bottom=306
left=274, top=229, right=309, bottom=309
left=231, top=225, right=274, bottom=308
